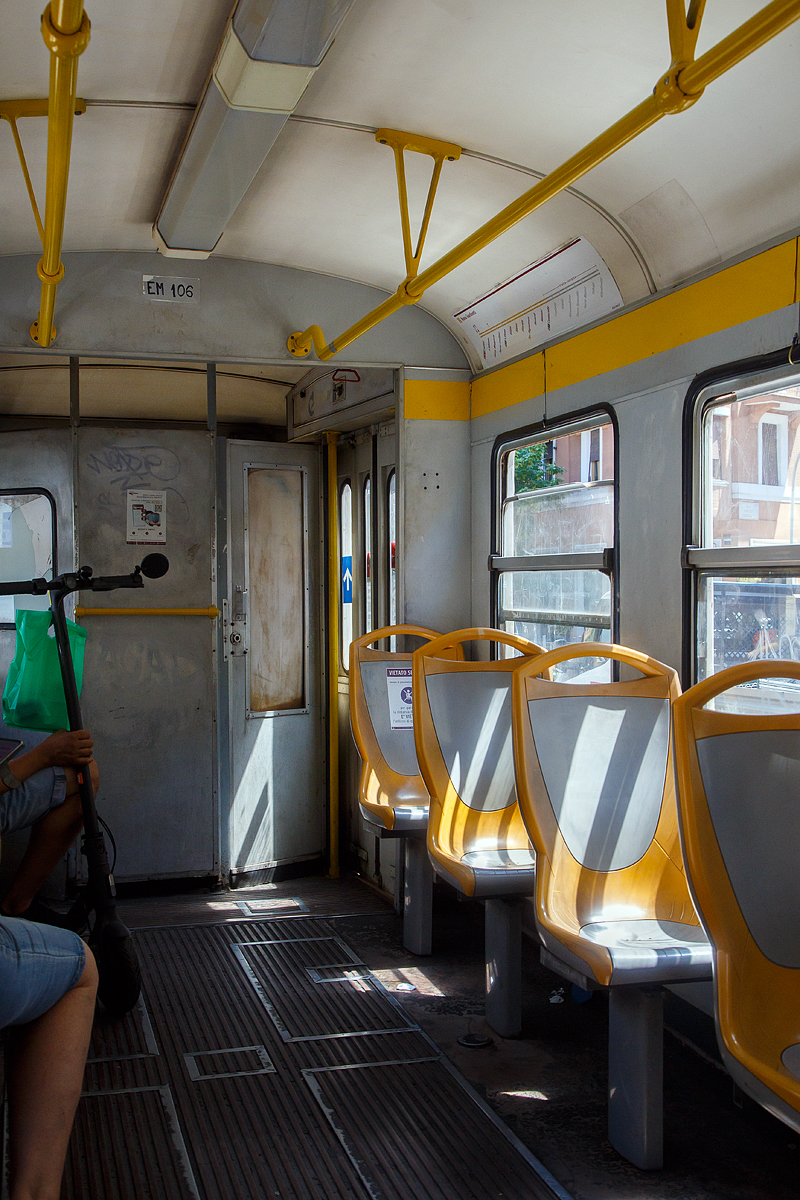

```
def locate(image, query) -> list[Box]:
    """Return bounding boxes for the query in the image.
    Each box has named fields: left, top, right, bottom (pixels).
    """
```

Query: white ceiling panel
left=1, top=0, right=798, bottom=368
left=0, top=0, right=229, bottom=102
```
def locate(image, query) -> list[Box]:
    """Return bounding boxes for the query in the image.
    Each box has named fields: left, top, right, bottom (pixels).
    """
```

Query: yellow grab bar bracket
left=0, top=97, right=86, bottom=248
left=287, top=128, right=461, bottom=359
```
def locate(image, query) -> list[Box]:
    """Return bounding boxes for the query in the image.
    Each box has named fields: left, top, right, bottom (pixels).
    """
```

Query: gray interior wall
left=0, top=253, right=468, bottom=370
left=76, top=426, right=217, bottom=880
left=402, top=417, right=471, bottom=632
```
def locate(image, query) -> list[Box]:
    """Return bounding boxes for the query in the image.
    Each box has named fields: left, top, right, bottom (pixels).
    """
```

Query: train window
left=340, top=480, right=353, bottom=671
left=363, top=476, right=372, bottom=634
left=691, top=378, right=800, bottom=711
left=493, top=417, right=615, bottom=681
left=0, top=490, right=56, bottom=627
left=387, top=470, right=396, bottom=629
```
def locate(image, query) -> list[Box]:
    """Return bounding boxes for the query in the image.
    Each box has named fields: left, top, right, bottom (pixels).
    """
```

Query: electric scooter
left=0, top=553, right=169, bottom=1014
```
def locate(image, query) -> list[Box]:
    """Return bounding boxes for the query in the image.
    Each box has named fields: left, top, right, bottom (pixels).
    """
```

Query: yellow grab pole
left=31, top=0, right=90, bottom=348
left=326, top=432, right=340, bottom=878
left=75, top=606, right=219, bottom=618
left=287, top=0, right=800, bottom=361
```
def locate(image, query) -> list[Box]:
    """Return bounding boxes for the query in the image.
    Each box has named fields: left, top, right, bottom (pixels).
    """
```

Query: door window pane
left=247, top=468, right=305, bottom=712
left=340, top=481, right=353, bottom=670
left=363, top=477, right=372, bottom=633
left=387, top=471, right=396, bottom=628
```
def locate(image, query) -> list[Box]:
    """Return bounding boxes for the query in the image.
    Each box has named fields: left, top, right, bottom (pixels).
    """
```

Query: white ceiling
left=2, top=0, right=799, bottom=372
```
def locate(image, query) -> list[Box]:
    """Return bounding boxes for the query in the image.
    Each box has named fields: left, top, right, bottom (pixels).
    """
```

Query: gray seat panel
left=580, top=919, right=711, bottom=980
left=360, top=660, right=420, bottom=778
left=697, top=729, right=800, bottom=968
left=528, top=696, right=670, bottom=871
left=781, top=1044, right=800, bottom=1081
left=425, top=672, right=516, bottom=812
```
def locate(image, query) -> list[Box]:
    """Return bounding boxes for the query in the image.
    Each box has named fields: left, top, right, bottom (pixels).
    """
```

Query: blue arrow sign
left=342, top=555, right=353, bottom=604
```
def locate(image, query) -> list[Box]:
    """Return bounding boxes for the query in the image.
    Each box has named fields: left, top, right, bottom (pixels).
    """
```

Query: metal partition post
left=608, top=987, right=664, bottom=1169
left=484, top=897, right=523, bottom=1038
left=327, top=432, right=340, bottom=879
left=403, top=838, right=433, bottom=955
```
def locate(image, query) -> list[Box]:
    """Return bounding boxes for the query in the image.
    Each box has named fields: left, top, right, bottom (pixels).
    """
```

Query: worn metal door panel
left=77, top=427, right=216, bottom=879
left=227, top=441, right=324, bottom=875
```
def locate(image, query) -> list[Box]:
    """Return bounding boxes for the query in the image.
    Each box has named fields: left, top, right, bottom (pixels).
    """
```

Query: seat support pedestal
left=608, top=985, right=663, bottom=1169
left=403, top=838, right=433, bottom=955
left=484, top=896, right=522, bottom=1038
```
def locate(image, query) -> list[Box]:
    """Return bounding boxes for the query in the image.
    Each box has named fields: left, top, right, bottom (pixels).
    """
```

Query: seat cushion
left=579, top=919, right=712, bottom=984
left=462, top=848, right=536, bottom=898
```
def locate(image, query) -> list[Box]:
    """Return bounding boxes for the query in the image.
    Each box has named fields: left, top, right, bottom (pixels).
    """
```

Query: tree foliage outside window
left=514, top=442, right=563, bottom=492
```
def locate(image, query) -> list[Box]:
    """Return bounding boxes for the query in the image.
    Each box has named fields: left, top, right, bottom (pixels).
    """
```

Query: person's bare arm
left=0, top=730, right=94, bottom=795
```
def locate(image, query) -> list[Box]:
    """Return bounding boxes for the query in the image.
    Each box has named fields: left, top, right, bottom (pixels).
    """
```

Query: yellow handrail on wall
left=30, top=0, right=91, bottom=348
left=75, top=606, right=219, bottom=618
left=287, top=0, right=800, bottom=362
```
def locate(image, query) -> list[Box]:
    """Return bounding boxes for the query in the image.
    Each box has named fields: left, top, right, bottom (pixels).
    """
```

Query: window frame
left=0, top=487, right=58, bottom=630
left=683, top=349, right=800, bottom=686
left=489, top=405, right=619, bottom=654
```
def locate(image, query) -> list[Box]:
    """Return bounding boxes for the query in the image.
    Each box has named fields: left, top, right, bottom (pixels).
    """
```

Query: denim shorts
left=0, top=720, right=66, bottom=836
left=0, top=916, right=86, bottom=1028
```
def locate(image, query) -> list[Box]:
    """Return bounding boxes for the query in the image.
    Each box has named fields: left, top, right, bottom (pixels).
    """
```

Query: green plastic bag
left=2, top=609, right=87, bottom=732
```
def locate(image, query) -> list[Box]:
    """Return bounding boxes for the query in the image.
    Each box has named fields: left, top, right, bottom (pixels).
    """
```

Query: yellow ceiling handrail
left=30, top=1, right=91, bottom=349
left=287, top=0, right=800, bottom=362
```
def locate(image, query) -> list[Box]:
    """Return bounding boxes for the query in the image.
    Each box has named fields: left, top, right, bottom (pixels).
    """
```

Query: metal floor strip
left=57, top=915, right=570, bottom=1200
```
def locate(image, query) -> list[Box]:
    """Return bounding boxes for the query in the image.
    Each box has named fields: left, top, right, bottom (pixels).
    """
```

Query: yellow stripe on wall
left=471, top=353, right=545, bottom=419
left=470, top=238, right=798, bottom=418
left=404, top=379, right=470, bottom=420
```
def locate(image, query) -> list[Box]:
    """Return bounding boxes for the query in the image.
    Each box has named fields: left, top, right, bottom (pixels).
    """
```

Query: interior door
left=227, top=440, right=324, bottom=878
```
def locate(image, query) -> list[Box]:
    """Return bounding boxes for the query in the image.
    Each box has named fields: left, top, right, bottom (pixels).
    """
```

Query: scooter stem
left=49, top=589, right=120, bottom=927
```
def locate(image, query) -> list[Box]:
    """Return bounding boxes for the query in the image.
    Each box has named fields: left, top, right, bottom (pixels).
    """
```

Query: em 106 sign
left=142, top=275, right=199, bottom=303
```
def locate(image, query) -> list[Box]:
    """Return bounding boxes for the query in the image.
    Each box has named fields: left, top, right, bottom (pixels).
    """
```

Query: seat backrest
left=413, top=628, right=544, bottom=890
left=512, top=643, right=696, bottom=960
left=350, top=625, right=463, bottom=793
left=673, top=660, right=800, bottom=1130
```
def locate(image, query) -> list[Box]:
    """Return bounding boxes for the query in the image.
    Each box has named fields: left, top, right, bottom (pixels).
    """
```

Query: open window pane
left=702, top=385, right=800, bottom=548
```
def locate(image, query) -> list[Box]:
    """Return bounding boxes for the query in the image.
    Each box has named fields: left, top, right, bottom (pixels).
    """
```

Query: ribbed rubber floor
left=62, top=917, right=568, bottom=1200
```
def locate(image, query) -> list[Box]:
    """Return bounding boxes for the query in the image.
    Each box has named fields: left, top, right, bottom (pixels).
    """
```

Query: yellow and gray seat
left=673, top=660, right=800, bottom=1136
left=412, top=627, right=543, bottom=1037
left=512, top=642, right=712, bottom=1168
left=349, top=624, right=463, bottom=954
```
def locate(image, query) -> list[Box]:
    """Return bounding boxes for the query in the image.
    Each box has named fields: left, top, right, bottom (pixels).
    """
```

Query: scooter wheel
left=94, top=924, right=142, bottom=1015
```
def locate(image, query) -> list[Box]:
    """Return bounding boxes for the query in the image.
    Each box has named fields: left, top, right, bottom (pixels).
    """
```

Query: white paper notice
left=453, top=237, right=623, bottom=367
left=127, top=489, right=167, bottom=545
left=387, top=666, right=413, bottom=730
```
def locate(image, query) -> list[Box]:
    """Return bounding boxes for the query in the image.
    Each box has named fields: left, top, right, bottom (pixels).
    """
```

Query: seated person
left=0, top=723, right=97, bottom=923
left=0, top=724, right=100, bottom=1199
